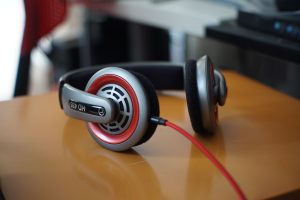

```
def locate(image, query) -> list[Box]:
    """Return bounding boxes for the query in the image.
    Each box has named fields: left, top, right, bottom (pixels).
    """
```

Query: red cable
left=165, top=121, right=247, bottom=200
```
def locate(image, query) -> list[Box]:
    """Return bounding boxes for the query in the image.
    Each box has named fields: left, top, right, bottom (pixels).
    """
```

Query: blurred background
left=0, top=0, right=299, bottom=101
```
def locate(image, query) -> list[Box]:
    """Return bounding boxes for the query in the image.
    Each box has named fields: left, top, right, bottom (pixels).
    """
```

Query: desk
left=0, top=71, right=300, bottom=200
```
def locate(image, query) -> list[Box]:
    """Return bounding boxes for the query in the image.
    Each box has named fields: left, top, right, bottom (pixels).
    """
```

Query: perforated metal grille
left=96, top=84, right=133, bottom=134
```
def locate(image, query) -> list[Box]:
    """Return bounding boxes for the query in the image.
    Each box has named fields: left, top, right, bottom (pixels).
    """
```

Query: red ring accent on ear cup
left=210, top=63, right=218, bottom=125
left=86, top=74, right=139, bottom=144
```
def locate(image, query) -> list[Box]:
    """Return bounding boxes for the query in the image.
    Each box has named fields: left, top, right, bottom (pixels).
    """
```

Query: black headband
left=59, top=62, right=186, bottom=108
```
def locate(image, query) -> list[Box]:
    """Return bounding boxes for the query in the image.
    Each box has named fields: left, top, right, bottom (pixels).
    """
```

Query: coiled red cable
left=165, top=120, right=247, bottom=200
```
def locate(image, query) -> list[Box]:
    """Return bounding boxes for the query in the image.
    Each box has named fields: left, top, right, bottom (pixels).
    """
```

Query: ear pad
left=184, top=57, right=217, bottom=133
left=84, top=67, right=157, bottom=151
left=184, top=60, right=204, bottom=133
left=131, top=72, right=159, bottom=146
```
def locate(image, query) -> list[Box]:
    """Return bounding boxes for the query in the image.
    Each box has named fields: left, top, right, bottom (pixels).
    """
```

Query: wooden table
left=0, top=71, right=299, bottom=200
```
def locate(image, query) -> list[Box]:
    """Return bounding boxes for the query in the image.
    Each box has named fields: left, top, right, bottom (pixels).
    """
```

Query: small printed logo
left=69, top=101, right=86, bottom=112
left=69, top=100, right=77, bottom=110
left=69, top=100, right=86, bottom=112
left=69, top=100, right=105, bottom=117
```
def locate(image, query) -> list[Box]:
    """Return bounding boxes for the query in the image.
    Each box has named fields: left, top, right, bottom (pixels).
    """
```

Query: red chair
left=14, top=0, right=66, bottom=96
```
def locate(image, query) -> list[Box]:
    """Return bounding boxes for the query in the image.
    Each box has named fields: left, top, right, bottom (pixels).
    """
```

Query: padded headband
left=59, top=62, right=185, bottom=109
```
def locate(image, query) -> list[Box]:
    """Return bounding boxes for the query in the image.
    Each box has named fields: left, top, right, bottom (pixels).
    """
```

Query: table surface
left=0, top=71, right=300, bottom=200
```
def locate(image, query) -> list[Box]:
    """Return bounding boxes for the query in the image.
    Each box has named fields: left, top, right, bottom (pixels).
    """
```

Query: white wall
left=0, top=0, right=24, bottom=101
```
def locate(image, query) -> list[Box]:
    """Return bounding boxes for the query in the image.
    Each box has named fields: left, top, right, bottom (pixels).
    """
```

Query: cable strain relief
left=150, top=116, right=167, bottom=126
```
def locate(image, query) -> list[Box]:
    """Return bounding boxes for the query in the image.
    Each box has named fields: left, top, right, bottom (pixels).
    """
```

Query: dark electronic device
left=238, top=10, right=300, bottom=42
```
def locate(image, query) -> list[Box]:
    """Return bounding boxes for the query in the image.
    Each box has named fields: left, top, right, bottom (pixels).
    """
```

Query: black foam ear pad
left=131, top=72, right=160, bottom=146
left=184, top=60, right=205, bottom=133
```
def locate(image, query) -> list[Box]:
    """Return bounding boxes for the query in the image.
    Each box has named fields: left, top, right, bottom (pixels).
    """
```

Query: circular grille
left=96, top=84, right=133, bottom=135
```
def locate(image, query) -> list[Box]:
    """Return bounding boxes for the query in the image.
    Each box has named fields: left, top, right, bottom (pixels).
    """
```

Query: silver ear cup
left=84, top=67, right=150, bottom=151
left=195, top=55, right=217, bottom=132
left=213, top=70, right=227, bottom=106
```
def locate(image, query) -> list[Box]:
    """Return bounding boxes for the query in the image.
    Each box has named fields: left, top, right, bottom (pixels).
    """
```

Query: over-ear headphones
left=58, top=58, right=247, bottom=200
left=58, top=55, right=227, bottom=152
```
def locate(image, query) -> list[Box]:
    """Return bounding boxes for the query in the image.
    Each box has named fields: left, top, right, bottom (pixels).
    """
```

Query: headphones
left=59, top=55, right=227, bottom=151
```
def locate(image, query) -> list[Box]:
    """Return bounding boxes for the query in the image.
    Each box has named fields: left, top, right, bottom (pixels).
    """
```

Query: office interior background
left=0, top=0, right=299, bottom=101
